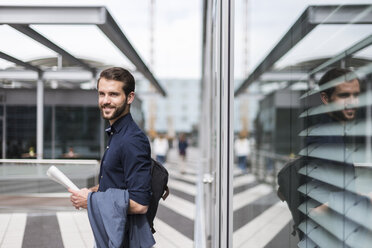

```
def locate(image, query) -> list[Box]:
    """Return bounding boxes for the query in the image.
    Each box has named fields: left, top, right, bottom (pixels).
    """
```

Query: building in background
left=138, top=78, right=201, bottom=138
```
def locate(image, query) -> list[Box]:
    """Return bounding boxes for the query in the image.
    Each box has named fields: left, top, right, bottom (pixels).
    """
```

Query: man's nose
left=346, top=95, right=359, bottom=106
left=102, top=95, right=111, bottom=105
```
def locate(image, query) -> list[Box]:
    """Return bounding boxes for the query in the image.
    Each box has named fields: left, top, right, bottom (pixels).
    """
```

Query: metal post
left=218, top=0, right=234, bottom=247
left=51, top=105, right=55, bottom=159
left=36, top=77, right=44, bottom=159
left=2, top=101, right=6, bottom=159
left=100, top=117, right=105, bottom=157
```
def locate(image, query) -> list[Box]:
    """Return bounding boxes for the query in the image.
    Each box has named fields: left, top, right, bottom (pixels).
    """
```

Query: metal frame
left=310, top=34, right=372, bottom=75
left=0, top=6, right=165, bottom=96
left=0, top=69, right=96, bottom=82
left=201, top=0, right=234, bottom=247
left=10, top=24, right=96, bottom=74
left=235, top=4, right=372, bottom=96
left=0, top=51, right=42, bottom=74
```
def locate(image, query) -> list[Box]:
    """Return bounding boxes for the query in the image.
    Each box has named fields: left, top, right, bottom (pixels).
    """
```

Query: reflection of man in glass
left=319, top=68, right=360, bottom=122
left=311, top=67, right=360, bottom=214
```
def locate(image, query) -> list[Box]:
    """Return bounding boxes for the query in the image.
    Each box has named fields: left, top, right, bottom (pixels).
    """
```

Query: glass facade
left=45, top=106, right=102, bottom=159
left=230, top=2, right=372, bottom=248
left=2, top=105, right=101, bottom=159
left=0, top=89, right=145, bottom=160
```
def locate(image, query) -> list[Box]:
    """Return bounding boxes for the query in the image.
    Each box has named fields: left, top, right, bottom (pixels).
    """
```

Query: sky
left=0, top=0, right=372, bottom=80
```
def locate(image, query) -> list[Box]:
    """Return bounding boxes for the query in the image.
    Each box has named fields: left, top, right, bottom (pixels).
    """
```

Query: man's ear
left=127, top=92, right=135, bottom=104
left=320, top=92, right=329, bottom=105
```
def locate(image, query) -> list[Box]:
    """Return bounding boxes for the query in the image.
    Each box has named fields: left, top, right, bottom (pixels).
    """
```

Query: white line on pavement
left=159, top=193, right=195, bottom=221
left=233, top=173, right=256, bottom=188
left=57, top=211, right=94, bottom=248
left=168, top=180, right=196, bottom=196
left=233, top=184, right=273, bottom=211
left=0, top=213, right=27, bottom=248
left=153, top=218, right=193, bottom=248
left=233, top=201, right=292, bottom=248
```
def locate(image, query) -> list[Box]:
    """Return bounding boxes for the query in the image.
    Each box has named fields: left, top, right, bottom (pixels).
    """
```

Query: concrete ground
left=0, top=147, right=298, bottom=248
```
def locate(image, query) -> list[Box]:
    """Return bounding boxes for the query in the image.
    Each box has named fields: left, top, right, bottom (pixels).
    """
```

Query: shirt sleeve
left=122, top=133, right=152, bottom=206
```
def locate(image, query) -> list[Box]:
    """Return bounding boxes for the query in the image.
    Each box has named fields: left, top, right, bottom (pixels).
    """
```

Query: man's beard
left=100, top=100, right=128, bottom=121
left=330, top=108, right=357, bottom=122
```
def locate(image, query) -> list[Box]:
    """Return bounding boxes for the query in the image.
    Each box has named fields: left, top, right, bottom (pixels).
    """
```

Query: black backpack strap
left=162, top=186, right=170, bottom=200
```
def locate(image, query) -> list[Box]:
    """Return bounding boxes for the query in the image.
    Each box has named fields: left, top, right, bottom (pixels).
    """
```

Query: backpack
left=277, top=157, right=307, bottom=238
left=146, top=158, right=170, bottom=233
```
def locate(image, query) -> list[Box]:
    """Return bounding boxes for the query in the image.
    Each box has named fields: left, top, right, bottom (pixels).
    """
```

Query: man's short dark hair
left=318, top=68, right=358, bottom=97
left=97, top=67, right=135, bottom=96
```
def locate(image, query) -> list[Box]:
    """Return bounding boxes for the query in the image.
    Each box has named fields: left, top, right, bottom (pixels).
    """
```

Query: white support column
left=2, top=102, right=6, bottom=159
left=51, top=105, right=55, bottom=159
left=36, top=78, right=44, bottom=159
left=100, top=117, right=105, bottom=157
left=218, top=0, right=234, bottom=247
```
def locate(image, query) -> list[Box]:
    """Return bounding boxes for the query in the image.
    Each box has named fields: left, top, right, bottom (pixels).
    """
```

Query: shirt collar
left=105, top=113, right=132, bottom=136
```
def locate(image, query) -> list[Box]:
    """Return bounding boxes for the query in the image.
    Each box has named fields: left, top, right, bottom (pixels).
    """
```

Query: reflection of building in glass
left=138, top=79, right=200, bottom=134
left=234, top=4, right=372, bottom=247
left=254, top=88, right=303, bottom=156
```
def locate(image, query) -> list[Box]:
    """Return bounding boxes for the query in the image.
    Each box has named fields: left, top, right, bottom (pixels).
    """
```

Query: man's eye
left=338, top=93, right=350, bottom=98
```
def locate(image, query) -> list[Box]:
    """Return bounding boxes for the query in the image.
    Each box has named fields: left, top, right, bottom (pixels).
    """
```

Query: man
left=319, top=67, right=360, bottom=123
left=69, top=67, right=154, bottom=247
left=278, top=67, right=361, bottom=239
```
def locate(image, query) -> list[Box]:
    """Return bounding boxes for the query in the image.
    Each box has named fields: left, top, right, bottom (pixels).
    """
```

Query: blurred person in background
left=178, top=133, right=189, bottom=174
left=153, top=133, right=169, bottom=164
left=178, top=133, right=188, bottom=161
left=234, top=132, right=250, bottom=173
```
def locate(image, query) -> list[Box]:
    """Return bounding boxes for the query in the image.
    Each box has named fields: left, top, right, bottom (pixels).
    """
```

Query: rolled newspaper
left=46, top=165, right=79, bottom=191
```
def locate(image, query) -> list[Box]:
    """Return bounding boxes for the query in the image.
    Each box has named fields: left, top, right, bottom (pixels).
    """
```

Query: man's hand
left=89, top=185, right=99, bottom=192
left=68, top=188, right=91, bottom=209
left=128, top=199, right=148, bottom=214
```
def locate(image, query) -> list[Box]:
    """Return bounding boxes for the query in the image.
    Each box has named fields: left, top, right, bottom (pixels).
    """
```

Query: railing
left=0, top=159, right=100, bottom=193
left=250, top=149, right=292, bottom=188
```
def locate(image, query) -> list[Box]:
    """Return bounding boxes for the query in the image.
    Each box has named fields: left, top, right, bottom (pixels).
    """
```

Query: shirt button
left=106, top=146, right=109, bottom=149
left=110, top=132, right=113, bottom=135
left=101, top=175, right=103, bottom=178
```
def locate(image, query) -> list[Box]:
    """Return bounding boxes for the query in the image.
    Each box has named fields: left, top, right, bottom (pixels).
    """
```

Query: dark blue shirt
left=98, top=113, right=152, bottom=206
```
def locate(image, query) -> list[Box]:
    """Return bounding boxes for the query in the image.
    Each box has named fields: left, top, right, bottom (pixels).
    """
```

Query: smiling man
left=69, top=67, right=154, bottom=247
left=319, top=67, right=360, bottom=123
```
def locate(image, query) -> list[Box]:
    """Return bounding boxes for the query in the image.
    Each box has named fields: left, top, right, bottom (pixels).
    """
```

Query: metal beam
left=36, top=78, right=44, bottom=159
left=308, top=5, right=372, bottom=24
left=10, top=24, right=96, bottom=74
left=260, top=71, right=309, bottom=82
left=97, top=10, right=166, bottom=96
left=0, top=51, right=42, bottom=73
left=235, top=4, right=372, bottom=96
left=310, top=34, right=372, bottom=75
left=0, top=6, right=106, bottom=24
left=0, top=69, right=95, bottom=81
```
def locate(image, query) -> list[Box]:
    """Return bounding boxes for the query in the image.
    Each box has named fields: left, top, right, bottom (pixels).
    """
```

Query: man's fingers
left=68, top=188, right=76, bottom=194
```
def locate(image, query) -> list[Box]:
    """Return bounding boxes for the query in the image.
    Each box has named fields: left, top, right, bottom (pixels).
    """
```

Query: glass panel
left=233, top=1, right=372, bottom=247
left=54, top=106, right=101, bottom=159
left=6, top=106, right=36, bottom=158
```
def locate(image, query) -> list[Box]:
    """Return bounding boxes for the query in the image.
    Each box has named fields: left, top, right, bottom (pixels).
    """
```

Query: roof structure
left=0, top=6, right=166, bottom=96
left=235, top=4, right=372, bottom=96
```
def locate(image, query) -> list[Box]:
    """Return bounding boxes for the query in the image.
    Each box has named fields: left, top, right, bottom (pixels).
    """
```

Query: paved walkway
left=0, top=147, right=298, bottom=248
